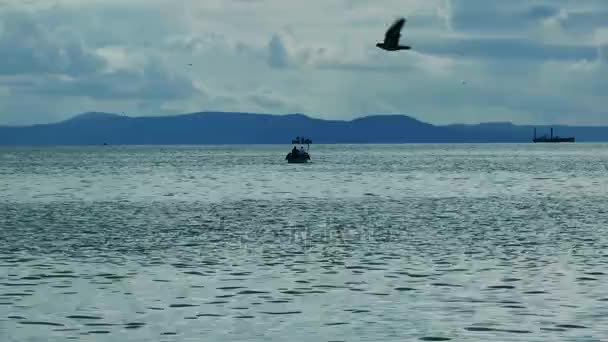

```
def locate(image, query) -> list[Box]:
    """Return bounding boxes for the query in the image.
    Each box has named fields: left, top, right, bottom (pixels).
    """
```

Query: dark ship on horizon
left=533, top=128, right=575, bottom=143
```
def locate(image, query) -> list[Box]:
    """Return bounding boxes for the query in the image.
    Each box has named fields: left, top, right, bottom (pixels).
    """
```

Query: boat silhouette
left=533, top=128, right=575, bottom=143
left=286, top=136, right=311, bottom=163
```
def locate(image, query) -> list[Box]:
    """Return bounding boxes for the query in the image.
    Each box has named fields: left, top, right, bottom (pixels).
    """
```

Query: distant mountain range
left=0, top=111, right=606, bottom=145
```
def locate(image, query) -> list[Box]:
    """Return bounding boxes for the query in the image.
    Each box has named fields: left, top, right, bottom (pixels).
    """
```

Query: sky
left=0, top=0, right=607, bottom=126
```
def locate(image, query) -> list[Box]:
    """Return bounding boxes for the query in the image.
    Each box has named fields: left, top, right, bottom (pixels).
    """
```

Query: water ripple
left=1, top=144, right=608, bottom=341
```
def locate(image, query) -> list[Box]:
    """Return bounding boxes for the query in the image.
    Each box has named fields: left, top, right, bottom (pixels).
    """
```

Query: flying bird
left=376, top=17, right=411, bottom=51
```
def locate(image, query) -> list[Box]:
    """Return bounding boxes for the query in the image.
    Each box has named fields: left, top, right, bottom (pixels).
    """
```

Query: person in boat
left=299, top=145, right=306, bottom=155
left=292, top=146, right=298, bottom=155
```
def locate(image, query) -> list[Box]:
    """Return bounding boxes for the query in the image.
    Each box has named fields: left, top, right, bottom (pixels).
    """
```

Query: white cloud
left=0, top=0, right=607, bottom=126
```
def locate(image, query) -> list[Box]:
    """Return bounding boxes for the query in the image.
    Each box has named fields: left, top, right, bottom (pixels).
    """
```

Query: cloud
left=0, top=10, right=106, bottom=76
left=267, top=34, right=289, bottom=68
left=20, top=64, right=197, bottom=101
left=0, top=4, right=199, bottom=124
left=417, top=37, right=597, bottom=61
left=449, top=2, right=552, bottom=32
left=0, top=0, right=607, bottom=126
left=527, top=5, right=559, bottom=20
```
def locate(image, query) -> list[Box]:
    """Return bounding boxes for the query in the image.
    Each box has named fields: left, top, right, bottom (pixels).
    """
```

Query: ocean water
left=1, top=144, right=607, bottom=342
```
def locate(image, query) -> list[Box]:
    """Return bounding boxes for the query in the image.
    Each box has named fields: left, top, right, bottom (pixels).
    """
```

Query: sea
left=1, top=143, right=607, bottom=342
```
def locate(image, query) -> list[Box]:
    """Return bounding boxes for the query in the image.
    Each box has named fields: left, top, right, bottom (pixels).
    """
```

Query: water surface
left=1, top=144, right=607, bottom=341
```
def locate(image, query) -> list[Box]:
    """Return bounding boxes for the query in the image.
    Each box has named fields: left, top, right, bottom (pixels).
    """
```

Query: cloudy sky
left=0, top=0, right=607, bottom=126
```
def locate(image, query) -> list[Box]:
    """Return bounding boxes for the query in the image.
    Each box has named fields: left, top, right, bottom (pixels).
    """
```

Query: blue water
left=1, top=144, right=607, bottom=341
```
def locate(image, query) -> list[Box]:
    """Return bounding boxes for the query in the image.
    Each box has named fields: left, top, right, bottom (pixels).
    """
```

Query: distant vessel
left=533, top=128, right=575, bottom=143
left=286, top=136, right=311, bottom=163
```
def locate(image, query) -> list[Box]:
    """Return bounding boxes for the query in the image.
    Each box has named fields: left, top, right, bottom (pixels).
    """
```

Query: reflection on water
left=1, top=144, right=608, bottom=341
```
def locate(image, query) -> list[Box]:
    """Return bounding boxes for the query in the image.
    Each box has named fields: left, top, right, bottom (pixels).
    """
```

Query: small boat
left=286, top=151, right=310, bottom=163
left=286, top=136, right=312, bottom=163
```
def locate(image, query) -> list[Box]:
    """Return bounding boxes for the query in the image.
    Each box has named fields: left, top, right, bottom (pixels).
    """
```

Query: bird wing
left=384, top=17, right=406, bottom=46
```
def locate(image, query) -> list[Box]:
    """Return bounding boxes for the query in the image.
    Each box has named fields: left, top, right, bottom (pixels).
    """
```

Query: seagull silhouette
left=376, top=17, right=411, bottom=51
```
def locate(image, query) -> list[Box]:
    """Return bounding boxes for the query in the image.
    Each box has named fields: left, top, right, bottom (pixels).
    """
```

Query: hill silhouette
left=0, top=111, right=606, bottom=145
